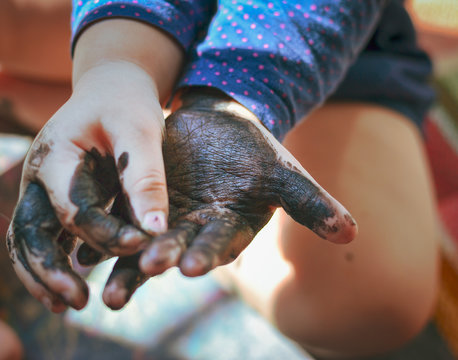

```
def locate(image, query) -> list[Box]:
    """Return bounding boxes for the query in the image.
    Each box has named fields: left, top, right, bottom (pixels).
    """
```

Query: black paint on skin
left=69, top=148, right=149, bottom=254
left=8, top=182, right=88, bottom=304
left=146, top=89, right=343, bottom=275
left=117, top=152, right=129, bottom=175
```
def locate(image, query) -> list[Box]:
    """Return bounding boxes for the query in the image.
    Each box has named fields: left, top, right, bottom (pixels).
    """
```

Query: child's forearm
left=73, top=19, right=183, bottom=105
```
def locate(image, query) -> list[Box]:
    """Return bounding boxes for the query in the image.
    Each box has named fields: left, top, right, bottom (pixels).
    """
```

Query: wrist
left=73, top=19, right=183, bottom=104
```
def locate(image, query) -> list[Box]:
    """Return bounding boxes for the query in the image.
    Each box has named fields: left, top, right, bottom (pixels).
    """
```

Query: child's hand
left=6, top=19, right=182, bottom=312
left=6, top=61, right=170, bottom=312
left=84, top=89, right=358, bottom=310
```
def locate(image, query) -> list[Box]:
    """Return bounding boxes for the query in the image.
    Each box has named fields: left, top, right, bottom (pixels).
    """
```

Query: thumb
left=113, top=127, right=168, bottom=236
left=274, top=164, right=357, bottom=244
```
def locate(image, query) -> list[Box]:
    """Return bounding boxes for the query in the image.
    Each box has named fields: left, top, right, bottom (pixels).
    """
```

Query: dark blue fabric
left=72, top=0, right=434, bottom=140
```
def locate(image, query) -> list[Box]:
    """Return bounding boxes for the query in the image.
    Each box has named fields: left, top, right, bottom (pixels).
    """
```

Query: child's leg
left=0, top=320, right=22, bottom=360
left=223, top=102, right=440, bottom=359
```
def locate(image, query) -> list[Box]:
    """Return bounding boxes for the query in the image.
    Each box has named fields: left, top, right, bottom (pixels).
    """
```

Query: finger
left=180, top=218, right=253, bottom=277
left=112, top=121, right=168, bottom=236
left=102, top=254, right=148, bottom=310
left=8, top=183, right=89, bottom=310
left=68, top=149, right=152, bottom=255
left=76, top=191, right=134, bottom=267
left=139, top=220, right=200, bottom=275
left=274, top=165, right=357, bottom=244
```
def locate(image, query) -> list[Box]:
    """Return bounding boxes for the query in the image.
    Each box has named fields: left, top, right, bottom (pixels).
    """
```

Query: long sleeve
left=178, top=0, right=388, bottom=140
left=71, top=0, right=216, bottom=53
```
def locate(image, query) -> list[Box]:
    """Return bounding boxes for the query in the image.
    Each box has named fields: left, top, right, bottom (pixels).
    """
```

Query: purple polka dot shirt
left=72, top=0, right=387, bottom=140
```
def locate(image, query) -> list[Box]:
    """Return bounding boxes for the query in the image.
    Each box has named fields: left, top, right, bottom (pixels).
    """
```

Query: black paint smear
left=9, top=182, right=88, bottom=303
left=117, top=152, right=129, bottom=175
left=28, top=142, right=51, bottom=169
left=163, top=91, right=337, bottom=244
left=69, top=148, right=149, bottom=253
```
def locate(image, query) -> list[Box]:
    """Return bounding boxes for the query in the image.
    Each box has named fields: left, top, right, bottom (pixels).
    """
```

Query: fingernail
left=142, top=211, right=167, bottom=235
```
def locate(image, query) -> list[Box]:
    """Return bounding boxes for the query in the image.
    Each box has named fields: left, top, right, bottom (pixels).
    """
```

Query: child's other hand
left=7, top=61, right=168, bottom=312
left=84, top=89, right=358, bottom=311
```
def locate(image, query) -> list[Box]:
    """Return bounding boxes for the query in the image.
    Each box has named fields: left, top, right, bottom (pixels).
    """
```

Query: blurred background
left=0, top=0, right=457, bottom=359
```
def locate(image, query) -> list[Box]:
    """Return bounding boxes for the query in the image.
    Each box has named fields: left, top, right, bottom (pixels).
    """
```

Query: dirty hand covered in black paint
left=138, top=89, right=358, bottom=279
left=7, top=139, right=151, bottom=312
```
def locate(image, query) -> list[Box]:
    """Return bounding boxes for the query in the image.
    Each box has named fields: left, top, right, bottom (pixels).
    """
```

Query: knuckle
left=130, top=171, right=167, bottom=195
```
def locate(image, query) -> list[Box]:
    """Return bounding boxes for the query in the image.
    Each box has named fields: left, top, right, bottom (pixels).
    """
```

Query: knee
left=272, top=258, right=439, bottom=359
left=0, top=321, right=23, bottom=360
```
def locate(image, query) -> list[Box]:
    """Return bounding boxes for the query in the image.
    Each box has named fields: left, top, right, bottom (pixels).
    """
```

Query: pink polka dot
left=236, top=79, right=242, bottom=83
left=231, top=21, right=237, bottom=26
left=236, top=29, right=242, bottom=34
left=221, top=34, right=227, bottom=39
left=107, top=11, right=112, bottom=15
left=305, top=49, right=311, bottom=55
left=147, top=8, right=152, bottom=13
left=263, top=78, right=269, bottom=83
left=265, top=104, right=270, bottom=109
left=250, top=23, right=256, bottom=29
left=215, top=71, right=220, bottom=76
left=280, top=23, right=286, bottom=29
left=324, top=6, right=330, bottom=11
left=217, top=26, right=222, bottom=31
left=303, top=12, right=309, bottom=18
left=237, top=5, right=243, bottom=11
left=295, top=4, right=301, bottom=9
left=251, top=105, right=257, bottom=110
left=288, top=11, right=294, bottom=17
left=270, top=120, right=275, bottom=125
left=250, top=77, right=255, bottom=81
left=257, top=34, right=263, bottom=40
left=215, top=51, right=220, bottom=56
left=242, top=68, right=248, bottom=72
left=279, top=79, right=284, bottom=84
left=94, top=10, right=99, bottom=14
left=228, top=68, right=234, bottom=72
left=135, top=12, right=140, bottom=16
left=274, top=11, right=280, bottom=16
left=267, top=2, right=273, bottom=9
left=308, top=39, right=314, bottom=45
left=184, top=78, right=189, bottom=82
left=310, top=4, right=317, bottom=11
left=258, top=64, right=264, bottom=70
left=269, top=53, right=275, bottom=59
left=253, top=52, right=259, bottom=57
left=94, top=0, right=99, bottom=3
left=207, top=82, right=212, bottom=86
left=242, top=37, right=248, bottom=42
left=196, top=71, right=201, bottom=75
left=244, top=90, right=249, bottom=95
left=243, top=14, right=249, bottom=20
left=257, top=90, right=262, bottom=95
left=120, top=4, right=126, bottom=8
left=222, top=62, right=228, bottom=66
left=201, top=77, right=206, bottom=81
left=77, top=0, right=82, bottom=5
left=263, top=44, right=269, bottom=49
left=208, top=63, right=214, bottom=68
left=237, top=56, right=243, bottom=61
left=222, top=80, right=228, bottom=85
left=258, top=14, right=265, bottom=20
left=229, top=92, right=235, bottom=96
left=285, top=35, right=291, bottom=41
